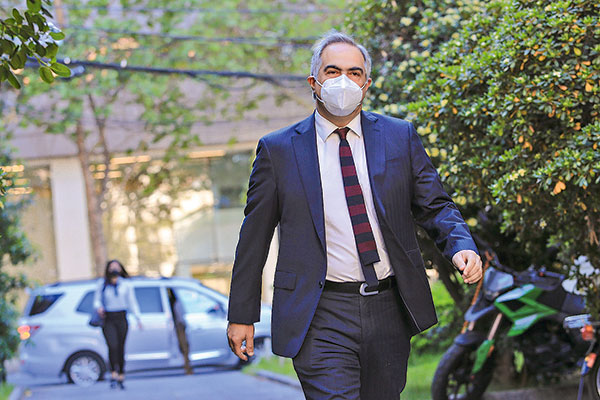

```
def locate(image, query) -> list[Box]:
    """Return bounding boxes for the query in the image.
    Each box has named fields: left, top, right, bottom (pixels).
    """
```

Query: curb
left=255, top=370, right=302, bottom=390
left=8, top=386, right=24, bottom=400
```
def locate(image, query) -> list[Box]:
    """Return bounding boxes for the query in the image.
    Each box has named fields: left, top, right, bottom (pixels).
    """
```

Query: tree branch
left=87, top=84, right=126, bottom=197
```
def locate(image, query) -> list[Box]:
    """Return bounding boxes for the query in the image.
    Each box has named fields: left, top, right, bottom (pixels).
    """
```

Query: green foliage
left=0, top=147, right=31, bottom=382
left=351, top=0, right=600, bottom=313
left=0, top=168, right=5, bottom=205
left=0, top=0, right=69, bottom=89
left=6, top=0, right=343, bottom=274
left=347, top=0, right=485, bottom=117
left=14, top=0, right=344, bottom=172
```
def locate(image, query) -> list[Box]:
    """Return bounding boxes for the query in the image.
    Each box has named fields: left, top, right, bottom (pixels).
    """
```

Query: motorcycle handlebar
left=488, top=260, right=564, bottom=288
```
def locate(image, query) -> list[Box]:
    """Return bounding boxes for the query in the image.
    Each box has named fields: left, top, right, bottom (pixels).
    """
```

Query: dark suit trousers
left=292, top=286, right=412, bottom=400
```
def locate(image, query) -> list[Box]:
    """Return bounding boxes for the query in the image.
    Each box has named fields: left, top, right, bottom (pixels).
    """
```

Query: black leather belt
left=324, top=276, right=396, bottom=296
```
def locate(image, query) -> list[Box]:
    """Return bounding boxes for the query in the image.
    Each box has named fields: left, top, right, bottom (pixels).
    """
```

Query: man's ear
left=307, top=76, right=319, bottom=100
left=307, top=75, right=317, bottom=92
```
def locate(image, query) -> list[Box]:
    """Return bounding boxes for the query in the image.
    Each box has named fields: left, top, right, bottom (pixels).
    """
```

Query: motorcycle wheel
left=587, top=356, right=600, bottom=400
left=431, top=343, right=495, bottom=400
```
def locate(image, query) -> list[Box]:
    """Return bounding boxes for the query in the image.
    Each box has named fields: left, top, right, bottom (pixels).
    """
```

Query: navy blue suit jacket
left=228, top=111, right=478, bottom=358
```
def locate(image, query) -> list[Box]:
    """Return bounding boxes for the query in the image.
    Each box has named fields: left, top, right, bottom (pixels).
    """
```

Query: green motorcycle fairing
left=472, top=339, right=495, bottom=374
left=494, top=283, right=558, bottom=337
left=471, top=283, right=558, bottom=374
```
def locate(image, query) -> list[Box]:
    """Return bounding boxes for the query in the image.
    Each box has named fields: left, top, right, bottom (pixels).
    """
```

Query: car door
left=125, top=284, right=174, bottom=370
left=170, top=286, right=231, bottom=365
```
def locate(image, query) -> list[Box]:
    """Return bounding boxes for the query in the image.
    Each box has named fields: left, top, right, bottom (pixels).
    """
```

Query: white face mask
left=313, top=74, right=368, bottom=117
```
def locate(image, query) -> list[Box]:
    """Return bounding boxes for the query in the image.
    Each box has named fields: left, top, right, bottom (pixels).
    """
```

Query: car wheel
left=65, top=351, right=105, bottom=387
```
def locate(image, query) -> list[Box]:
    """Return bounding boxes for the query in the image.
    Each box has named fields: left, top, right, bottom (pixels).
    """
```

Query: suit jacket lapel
left=361, top=111, right=388, bottom=222
left=292, top=113, right=326, bottom=252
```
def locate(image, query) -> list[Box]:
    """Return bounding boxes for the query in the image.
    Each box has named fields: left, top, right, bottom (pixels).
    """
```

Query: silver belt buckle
left=359, top=282, right=379, bottom=296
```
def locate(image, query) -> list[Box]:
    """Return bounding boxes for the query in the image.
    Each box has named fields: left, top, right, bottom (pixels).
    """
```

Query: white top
left=315, top=110, right=393, bottom=282
left=93, top=277, right=141, bottom=320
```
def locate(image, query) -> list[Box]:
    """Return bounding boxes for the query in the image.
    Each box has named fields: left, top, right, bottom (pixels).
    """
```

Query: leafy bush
left=347, top=0, right=484, bottom=118
left=351, top=0, right=600, bottom=314
left=408, top=0, right=600, bottom=312
left=0, top=147, right=30, bottom=382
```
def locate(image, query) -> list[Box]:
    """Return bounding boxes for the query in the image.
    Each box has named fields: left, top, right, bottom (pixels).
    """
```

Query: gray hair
left=310, top=30, right=372, bottom=79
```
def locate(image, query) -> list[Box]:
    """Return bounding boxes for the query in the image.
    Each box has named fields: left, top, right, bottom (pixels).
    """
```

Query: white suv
left=18, top=277, right=272, bottom=386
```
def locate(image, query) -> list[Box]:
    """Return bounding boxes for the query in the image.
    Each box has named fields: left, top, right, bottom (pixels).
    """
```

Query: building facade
left=5, top=85, right=312, bottom=303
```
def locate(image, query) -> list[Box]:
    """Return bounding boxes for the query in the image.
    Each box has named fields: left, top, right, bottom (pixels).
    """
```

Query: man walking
left=227, top=31, right=482, bottom=399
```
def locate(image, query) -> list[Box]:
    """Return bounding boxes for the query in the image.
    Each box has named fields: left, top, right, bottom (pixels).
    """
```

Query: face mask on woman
left=313, top=74, right=368, bottom=117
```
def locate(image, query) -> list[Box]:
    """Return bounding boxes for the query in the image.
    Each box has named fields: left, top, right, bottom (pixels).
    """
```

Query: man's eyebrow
left=323, top=65, right=364, bottom=74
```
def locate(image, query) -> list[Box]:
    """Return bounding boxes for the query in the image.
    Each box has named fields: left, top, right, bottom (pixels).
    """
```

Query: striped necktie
left=334, top=127, right=380, bottom=292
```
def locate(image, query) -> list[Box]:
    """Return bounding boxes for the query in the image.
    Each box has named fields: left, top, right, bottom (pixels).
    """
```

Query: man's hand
left=452, top=250, right=483, bottom=284
left=227, top=323, right=255, bottom=361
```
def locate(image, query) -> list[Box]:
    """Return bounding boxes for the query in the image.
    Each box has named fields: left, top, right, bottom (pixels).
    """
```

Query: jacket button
left=319, top=281, right=324, bottom=288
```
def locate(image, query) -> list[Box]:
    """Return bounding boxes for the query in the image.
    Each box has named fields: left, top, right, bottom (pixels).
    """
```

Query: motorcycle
left=563, top=314, right=600, bottom=400
left=431, top=251, right=588, bottom=400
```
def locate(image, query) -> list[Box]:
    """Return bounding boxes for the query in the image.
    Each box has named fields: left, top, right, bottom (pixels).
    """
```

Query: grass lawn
left=244, top=350, right=443, bottom=399
left=404, top=351, right=443, bottom=399
left=0, top=383, right=13, bottom=400
left=244, top=355, right=296, bottom=378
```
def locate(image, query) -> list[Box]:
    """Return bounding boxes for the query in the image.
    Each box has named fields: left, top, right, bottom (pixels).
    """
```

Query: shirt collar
left=315, top=110, right=362, bottom=142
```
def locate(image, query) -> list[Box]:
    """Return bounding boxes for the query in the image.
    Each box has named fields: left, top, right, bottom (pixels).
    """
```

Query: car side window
left=76, top=291, right=95, bottom=314
left=29, top=293, right=63, bottom=316
left=172, top=288, right=223, bottom=315
left=134, top=287, right=164, bottom=314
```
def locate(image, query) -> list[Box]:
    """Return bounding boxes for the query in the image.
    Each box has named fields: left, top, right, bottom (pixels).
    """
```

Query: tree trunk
left=75, top=121, right=107, bottom=277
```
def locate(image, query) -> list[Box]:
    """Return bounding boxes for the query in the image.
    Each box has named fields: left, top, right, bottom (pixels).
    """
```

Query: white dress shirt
left=315, top=110, right=393, bottom=282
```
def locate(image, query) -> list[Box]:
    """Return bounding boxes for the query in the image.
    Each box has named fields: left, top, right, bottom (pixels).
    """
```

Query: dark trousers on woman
left=102, top=311, right=129, bottom=374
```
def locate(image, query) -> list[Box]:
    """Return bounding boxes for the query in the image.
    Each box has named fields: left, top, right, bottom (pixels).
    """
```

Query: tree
left=353, top=0, right=600, bottom=313
left=9, top=0, right=342, bottom=276
left=1, top=0, right=69, bottom=89
left=1, top=0, right=67, bottom=201
left=409, top=0, right=599, bottom=313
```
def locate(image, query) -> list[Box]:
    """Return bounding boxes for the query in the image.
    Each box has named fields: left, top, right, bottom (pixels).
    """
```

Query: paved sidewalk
left=484, top=382, right=582, bottom=400
left=12, top=369, right=304, bottom=400
left=10, top=367, right=582, bottom=400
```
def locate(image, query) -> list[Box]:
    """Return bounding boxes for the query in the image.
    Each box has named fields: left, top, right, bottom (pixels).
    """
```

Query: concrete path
left=9, top=367, right=583, bottom=400
left=10, top=369, right=305, bottom=400
left=484, top=382, right=583, bottom=400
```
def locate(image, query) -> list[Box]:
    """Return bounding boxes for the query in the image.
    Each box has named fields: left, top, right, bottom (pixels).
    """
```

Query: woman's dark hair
left=104, top=259, right=130, bottom=285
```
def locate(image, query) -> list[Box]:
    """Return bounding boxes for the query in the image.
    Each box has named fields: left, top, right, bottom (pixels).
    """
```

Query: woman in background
left=94, top=259, right=141, bottom=389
